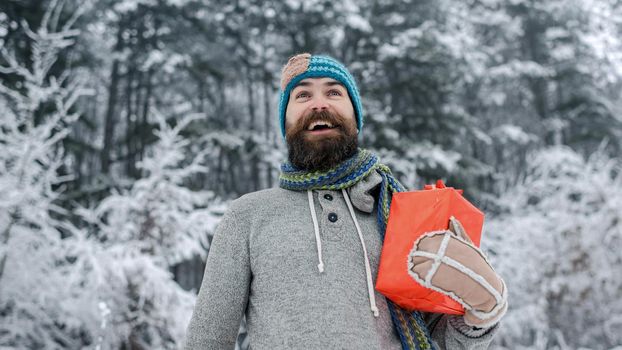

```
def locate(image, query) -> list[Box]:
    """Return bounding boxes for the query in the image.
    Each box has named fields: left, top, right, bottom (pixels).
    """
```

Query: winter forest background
left=0, top=0, right=621, bottom=349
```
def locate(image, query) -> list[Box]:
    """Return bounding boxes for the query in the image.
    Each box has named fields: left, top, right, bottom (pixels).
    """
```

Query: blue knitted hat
left=278, top=53, right=364, bottom=139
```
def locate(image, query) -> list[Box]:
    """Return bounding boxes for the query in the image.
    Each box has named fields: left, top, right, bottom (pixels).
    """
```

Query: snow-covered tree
left=485, top=145, right=622, bottom=349
left=90, top=111, right=216, bottom=265
left=76, top=110, right=223, bottom=349
left=0, top=2, right=221, bottom=347
left=0, top=2, right=98, bottom=348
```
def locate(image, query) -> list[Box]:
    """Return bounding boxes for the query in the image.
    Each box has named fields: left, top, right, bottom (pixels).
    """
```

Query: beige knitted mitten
left=407, top=217, right=508, bottom=328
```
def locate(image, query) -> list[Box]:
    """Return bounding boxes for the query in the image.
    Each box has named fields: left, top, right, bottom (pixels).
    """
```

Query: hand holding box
left=376, top=180, right=507, bottom=327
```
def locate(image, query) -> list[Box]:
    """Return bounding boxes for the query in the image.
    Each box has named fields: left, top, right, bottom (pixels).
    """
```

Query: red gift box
left=376, top=180, right=484, bottom=314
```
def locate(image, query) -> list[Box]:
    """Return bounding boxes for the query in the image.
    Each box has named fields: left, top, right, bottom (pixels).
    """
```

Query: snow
left=166, top=0, right=192, bottom=7
left=140, top=51, right=189, bottom=73
left=491, top=124, right=537, bottom=145
left=486, top=146, right=622, bottom=348
left=410, top=143, right=462, bottom=174
left=345, top=13, right=372, bottom=33
left=385, top=13, right=406, bottom=26
left=489, top=60, right=554, bottom=79
left=378, top=43, right=401, bottom=60
left=0, top=11, right=104, bottom=348
left=113, top=0, right=157, bottom=14
left=0, top=10, right=220, bottom=349
left=2, top=0, right=622, bottom=348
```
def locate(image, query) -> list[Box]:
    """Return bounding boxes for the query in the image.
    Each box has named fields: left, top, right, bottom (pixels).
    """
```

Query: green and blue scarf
left=279, top=148, right=436, bottom=350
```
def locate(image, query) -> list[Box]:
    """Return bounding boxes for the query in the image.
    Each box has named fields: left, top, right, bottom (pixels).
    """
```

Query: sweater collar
left=346, top=170, right=383, bottom=213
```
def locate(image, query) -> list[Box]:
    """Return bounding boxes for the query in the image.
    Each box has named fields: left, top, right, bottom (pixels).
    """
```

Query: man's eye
left=296, top=92, right=310, bottom=98
left=328, top=90, right=342, bottom=96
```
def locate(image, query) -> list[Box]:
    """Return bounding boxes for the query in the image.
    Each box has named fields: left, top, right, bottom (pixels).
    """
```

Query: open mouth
left=306, top=120, right=339, bottom=133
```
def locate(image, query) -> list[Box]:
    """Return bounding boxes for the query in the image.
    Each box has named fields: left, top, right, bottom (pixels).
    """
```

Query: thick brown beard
left=286, top=110, right=358, bottom=172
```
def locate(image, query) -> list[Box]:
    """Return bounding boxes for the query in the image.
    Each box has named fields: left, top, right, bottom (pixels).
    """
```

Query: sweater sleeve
left=183, top=200, right=252, bottom=350
left=424, top=313, right=499, bottom=350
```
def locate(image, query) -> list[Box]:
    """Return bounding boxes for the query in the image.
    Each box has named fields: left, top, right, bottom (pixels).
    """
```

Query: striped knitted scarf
left=279, top=148, right=436, bottom=350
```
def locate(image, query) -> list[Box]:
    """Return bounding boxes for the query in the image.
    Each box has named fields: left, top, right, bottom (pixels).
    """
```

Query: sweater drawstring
left=342, top=188, right=380, bottom=318
left=308, top=190, right=325, bottom=273
left=306, top=189, right=379, bottom=317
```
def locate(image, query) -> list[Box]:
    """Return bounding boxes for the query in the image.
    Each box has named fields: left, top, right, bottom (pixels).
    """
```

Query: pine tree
left=0, top=2, right=97, bottom=348
left=80, top=111, right=223, bottom=349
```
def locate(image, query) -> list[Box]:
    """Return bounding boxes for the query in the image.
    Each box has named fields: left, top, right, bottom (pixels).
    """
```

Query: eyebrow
left=293, top=81, right=345, bottom=89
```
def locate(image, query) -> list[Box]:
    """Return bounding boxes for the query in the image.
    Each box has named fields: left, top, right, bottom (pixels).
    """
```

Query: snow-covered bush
left=486, top=146, right=622, bottom=349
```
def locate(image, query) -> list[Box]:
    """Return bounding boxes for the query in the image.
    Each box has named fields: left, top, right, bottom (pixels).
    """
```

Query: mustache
left=301, top=110, right=343, bottom=130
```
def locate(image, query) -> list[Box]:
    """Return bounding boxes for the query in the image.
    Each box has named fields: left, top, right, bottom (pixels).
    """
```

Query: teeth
left=307, top=121, right=334, bottom=130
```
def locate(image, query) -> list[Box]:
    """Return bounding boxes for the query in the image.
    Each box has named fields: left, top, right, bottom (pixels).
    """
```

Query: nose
left=310, top=95, right=329, bottom=112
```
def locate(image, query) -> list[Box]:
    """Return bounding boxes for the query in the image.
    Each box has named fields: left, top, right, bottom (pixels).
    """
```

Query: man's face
left=284, top=77, right=358, bottom=171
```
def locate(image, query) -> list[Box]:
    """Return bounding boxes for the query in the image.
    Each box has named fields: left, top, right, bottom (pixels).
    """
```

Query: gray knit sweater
left=184, top=171, right=499, bottom=349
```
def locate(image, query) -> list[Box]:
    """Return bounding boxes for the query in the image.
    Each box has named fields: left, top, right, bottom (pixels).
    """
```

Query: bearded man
left=184, top=53, right=507, bottom=349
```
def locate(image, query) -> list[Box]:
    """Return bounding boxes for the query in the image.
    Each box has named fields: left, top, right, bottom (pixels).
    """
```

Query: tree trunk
left=101, top=28, right=124, bottom=174
left=263, top=72, right=272, bottom=139
left=217, top=149, right=225, bottom=196
left=251, top=151, right=260, bottom=191
left=263, top=75, right=273, bottom=187
left=125, top=63, right=137, bottom=178
left=523, top=16, right=551, bottom=143
left=247, top=67, right=256, bottom=132
left=139, top=68, right=154, bottom=169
